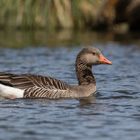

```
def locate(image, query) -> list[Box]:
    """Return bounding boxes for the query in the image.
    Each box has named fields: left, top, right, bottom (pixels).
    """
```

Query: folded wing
left=0, top=72, right=69, bottom=90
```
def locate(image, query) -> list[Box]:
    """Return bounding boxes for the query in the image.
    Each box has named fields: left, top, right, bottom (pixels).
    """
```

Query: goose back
left=0, top=73, right=69, bottom=90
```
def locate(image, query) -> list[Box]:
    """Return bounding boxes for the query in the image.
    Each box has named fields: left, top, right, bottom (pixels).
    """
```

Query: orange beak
left=99, top=54, right=112, bottom=65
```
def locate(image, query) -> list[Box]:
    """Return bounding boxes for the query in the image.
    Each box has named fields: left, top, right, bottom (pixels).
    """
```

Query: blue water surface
left=0, top=43, right=140, bottom=140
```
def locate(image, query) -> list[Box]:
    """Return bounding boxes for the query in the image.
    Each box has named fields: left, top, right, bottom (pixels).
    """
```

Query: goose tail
left=0, top=84, right=24, bottom=99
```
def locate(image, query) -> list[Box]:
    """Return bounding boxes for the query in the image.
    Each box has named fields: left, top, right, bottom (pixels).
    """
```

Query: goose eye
left=92, top=52, right=96, bottom=55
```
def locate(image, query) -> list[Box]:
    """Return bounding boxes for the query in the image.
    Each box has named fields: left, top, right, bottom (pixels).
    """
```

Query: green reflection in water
left=0, top=30, right=140, bottom=48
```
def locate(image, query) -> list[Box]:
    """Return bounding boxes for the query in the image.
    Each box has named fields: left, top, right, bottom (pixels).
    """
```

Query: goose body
left=0, top=47, right=112, bottom=99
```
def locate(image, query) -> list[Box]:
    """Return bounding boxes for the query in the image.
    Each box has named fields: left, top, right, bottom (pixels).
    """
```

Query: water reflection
left=78, top=96, right=96, bottom=107
left=1, top=30, right=140, bottom=48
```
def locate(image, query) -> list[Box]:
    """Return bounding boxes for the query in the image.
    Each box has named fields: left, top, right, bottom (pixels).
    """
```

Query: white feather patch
left=0, top=84, right=24, bottom=99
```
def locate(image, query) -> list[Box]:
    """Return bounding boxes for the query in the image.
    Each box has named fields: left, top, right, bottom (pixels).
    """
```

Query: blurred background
left=0, top=0, right=140, bottom=47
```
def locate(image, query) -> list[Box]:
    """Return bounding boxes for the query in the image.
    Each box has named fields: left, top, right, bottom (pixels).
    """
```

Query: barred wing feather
left=0, top=73, right=69, bottom=90
left=24, top=86, right=70, bottom=99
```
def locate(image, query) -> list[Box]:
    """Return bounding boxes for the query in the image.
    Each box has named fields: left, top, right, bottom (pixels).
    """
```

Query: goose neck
left=76, top=59, right=96, bottom=85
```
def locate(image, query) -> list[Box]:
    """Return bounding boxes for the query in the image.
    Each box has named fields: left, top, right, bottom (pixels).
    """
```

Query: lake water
left=0, top=31, right=140, bottom=140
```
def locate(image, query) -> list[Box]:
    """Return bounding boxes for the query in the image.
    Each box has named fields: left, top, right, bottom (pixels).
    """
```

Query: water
left=0, top=42, right=140, bottom=140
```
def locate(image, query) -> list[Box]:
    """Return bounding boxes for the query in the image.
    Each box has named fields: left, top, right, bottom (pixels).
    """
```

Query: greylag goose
left=0, top=47, right=112, bottom=99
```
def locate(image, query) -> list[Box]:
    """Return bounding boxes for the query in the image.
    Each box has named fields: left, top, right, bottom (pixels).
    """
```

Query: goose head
left=77, top=47, right=112, bottom=65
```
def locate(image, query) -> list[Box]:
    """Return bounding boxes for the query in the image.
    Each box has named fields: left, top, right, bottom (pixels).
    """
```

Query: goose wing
left=0, top=72, right=69, bottom=90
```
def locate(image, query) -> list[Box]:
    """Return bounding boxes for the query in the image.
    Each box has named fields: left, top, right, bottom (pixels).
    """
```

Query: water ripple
left=0, top=45, right=139, bottom=140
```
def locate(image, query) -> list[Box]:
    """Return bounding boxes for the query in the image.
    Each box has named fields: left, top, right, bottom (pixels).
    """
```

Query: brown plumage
left=0, top=47, right=112, bottom=99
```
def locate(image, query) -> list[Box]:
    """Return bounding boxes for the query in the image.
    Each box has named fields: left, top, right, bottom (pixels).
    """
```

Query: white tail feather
left=0, top=84, right=24, bottom=99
